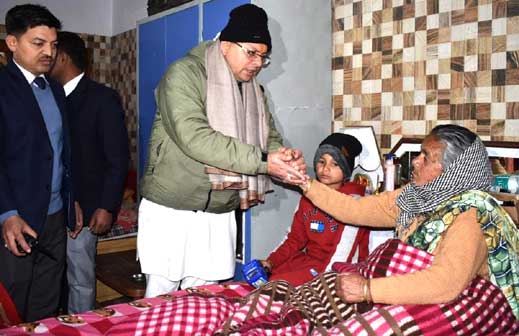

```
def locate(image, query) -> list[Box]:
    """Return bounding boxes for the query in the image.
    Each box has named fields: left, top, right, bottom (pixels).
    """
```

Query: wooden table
left=95, top=249, right=146, bottom=300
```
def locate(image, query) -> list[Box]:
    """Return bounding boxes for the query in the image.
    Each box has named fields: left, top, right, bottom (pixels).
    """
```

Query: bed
left=1, top=238, right=518, bottom=336
left=0, top=282, right=253, bottom=335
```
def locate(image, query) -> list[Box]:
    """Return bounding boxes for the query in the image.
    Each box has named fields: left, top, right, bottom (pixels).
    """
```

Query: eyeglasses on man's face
left=233, top=42, right=271, bottom=67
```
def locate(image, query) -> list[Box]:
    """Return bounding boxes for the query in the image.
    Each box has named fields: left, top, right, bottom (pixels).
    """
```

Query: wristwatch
left=261, top=151, right=268, bottom=162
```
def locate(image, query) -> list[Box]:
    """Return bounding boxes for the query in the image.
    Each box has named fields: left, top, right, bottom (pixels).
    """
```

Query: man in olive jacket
left=139, top=4, right=305, bottom=297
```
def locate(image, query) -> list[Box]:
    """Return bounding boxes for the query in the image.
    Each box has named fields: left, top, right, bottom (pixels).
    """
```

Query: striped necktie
left=33, top=76, right=46, bottom=90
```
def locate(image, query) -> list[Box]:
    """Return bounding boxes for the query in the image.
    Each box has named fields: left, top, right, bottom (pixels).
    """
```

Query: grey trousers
left=67, top=225, right=97, bottom=314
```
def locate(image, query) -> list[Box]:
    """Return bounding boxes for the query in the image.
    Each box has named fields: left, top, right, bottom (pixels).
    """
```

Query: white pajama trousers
left=137, top=198, right=237, bottom=297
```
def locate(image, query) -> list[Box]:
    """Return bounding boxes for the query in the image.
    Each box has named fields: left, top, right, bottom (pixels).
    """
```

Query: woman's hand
left=335, top=272, right=371, bottom=303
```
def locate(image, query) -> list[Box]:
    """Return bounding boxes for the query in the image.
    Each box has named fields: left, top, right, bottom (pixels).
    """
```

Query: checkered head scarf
left=395, top=132, right=492, bottom=236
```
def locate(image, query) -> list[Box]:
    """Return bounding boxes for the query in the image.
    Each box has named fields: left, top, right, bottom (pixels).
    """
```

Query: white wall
left=250, top=0, right=332, bottom=259
left=112, top=0, right=148, bottom=36
left=0, top=0, right=147, bottom=36
left=0, top=0, right=113, bottom=36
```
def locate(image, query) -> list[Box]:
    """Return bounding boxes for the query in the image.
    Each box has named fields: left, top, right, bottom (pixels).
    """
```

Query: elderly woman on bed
left=292, top=124, right=519, bottom=328
left=91, top=125, right=519, bottom=335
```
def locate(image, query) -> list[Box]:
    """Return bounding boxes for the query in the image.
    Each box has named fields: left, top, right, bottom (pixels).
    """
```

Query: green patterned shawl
left=406, top=190, right=519, bottom=318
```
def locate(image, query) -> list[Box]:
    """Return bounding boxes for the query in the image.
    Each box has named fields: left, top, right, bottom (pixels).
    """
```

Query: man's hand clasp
left=267, top=147, right=308, bottom=184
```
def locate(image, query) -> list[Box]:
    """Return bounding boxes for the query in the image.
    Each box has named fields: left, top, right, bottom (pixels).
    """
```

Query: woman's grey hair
left=429, top=124, right=477, bottom=170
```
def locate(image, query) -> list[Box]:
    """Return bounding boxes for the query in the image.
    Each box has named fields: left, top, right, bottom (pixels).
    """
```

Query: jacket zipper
left=151, top=143, right=162, bottom=174
left=202, top=189, right=212, bottom=212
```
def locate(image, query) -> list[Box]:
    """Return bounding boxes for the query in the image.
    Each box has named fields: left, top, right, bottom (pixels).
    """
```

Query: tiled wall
left=110, top=29, right=137, bottom=171
left=76, top=30, right=138, bottom=171
left=82, top=34, right=112, bottom=85
left=0, top=25, right=137, bottom=169
left=332, top=0, right=519, bottom=152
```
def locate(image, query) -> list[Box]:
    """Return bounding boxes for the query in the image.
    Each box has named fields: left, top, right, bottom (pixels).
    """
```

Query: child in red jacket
left=260, top=133, right=369, bottom=286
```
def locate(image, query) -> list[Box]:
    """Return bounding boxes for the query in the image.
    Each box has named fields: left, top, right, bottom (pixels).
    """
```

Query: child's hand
left=259, top=259, right=273, bottom=272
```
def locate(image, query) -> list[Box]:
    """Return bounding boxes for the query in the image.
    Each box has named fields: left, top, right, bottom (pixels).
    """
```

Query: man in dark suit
left=49, top=31, right=129, bottom=314
left=0, top=4, right=75, bottom=322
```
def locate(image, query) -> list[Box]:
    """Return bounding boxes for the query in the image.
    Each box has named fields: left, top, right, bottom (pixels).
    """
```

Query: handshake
left=266, top=147, right=310, bottom=187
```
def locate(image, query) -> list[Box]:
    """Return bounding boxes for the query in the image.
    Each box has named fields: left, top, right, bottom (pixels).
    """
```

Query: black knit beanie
left=313, top=133, right=363, bottom=181
left=219, top=4, right=272, bottom=52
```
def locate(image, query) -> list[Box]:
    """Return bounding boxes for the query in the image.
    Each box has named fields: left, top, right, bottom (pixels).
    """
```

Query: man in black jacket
left=49, top=31, right=129, bottom=314
left=0, top=4, right=75, bottom=322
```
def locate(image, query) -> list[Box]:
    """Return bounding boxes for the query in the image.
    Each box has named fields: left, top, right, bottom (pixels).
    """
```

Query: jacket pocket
left=145, top=137, right=169, bottom=175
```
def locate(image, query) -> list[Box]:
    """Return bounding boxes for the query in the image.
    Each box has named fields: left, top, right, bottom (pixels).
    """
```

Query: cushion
left=0, top=282, right=21, bottom=328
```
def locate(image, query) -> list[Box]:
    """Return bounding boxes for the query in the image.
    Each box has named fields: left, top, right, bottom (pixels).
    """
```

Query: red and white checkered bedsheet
left=2, top=239, right=518, bottom=335
left=0, top=283, right=253, bottom=336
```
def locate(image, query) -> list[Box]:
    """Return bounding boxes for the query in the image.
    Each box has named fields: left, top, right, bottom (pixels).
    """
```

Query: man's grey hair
left=429, top=124, right=477, bottom=170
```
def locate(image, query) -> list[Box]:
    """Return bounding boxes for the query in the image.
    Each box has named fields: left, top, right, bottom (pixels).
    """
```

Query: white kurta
left=137, top=198, right=237, bottom=281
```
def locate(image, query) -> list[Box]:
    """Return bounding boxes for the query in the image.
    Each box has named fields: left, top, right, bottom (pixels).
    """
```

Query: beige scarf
left=205, top=41, right=271, bottom=210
